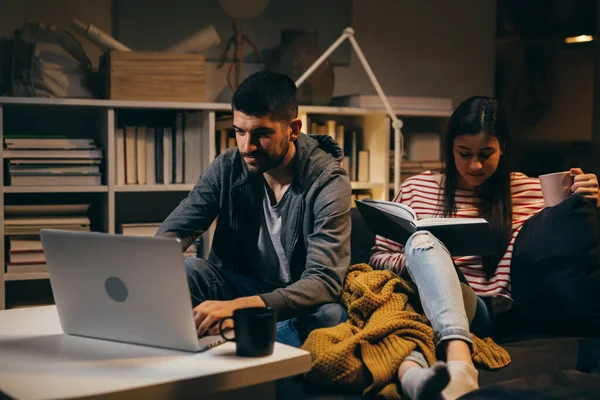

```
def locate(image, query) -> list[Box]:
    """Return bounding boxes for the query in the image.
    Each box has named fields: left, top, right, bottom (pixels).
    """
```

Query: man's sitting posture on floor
left=157, top=71, right=351, bottom=347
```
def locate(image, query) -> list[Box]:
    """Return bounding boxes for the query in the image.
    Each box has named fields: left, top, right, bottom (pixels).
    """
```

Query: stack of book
left=115, top=112, right=203, bottom=186
left=4, top=136, right=103, bottom=186
left=4, top=204, right=91, bottom=274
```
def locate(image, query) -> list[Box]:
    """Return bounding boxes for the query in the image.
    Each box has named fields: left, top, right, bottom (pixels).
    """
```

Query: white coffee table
left=0, top=306, right=311, bottom=400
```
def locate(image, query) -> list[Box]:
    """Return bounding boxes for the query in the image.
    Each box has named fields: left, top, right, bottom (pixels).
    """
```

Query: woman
left=370, top=96, right=600, bottom=400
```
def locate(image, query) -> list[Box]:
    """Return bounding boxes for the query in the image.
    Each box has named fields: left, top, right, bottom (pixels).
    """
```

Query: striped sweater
left=369, top=171, right=545, bottom=310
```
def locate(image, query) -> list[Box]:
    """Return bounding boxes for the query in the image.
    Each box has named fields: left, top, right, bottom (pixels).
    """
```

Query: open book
left=355, top=198, right=496, bottom=256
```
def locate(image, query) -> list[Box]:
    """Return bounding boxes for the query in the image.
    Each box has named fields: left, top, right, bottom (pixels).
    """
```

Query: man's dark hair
left=231, top=71, right=298, bottom=122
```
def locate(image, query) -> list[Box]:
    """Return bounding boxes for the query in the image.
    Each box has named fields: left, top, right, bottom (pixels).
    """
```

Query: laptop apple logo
left=104, top=276, right=128, bottom=302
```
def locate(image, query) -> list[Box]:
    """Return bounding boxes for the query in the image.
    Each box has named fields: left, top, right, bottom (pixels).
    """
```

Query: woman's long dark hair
left=441, top=96, right=512, bottom=279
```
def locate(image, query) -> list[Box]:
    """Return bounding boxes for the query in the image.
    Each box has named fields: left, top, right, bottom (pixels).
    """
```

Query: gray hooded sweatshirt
left=157, top=133, right=352, bottom=320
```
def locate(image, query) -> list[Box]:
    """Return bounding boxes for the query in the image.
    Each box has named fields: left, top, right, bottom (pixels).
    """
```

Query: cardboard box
left=102, top=51, right=206, bottom=102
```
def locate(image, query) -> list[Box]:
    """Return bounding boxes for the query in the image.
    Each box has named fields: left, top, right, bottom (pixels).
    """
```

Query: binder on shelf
left=174, top=113, right=184, bottom=184
left=358, top=150, right=370, bottom=182
left=145, top=127, right=156, bottom=185
left=136, top=126, right=147, bottom=185
left=124, top=126, right=137, bottom=184
left=155, top=127, right=164, bottom=184
left=163, top=127, right=173, bottom=184
left=184, top=112, right=203, bottom=184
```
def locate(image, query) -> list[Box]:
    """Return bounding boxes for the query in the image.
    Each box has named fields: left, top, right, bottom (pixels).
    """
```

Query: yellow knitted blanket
left=302, top=264, right=511, bottom=399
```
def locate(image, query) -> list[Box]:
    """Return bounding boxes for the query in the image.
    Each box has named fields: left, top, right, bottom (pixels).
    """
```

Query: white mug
left=539, top=171, right=574, bottom=207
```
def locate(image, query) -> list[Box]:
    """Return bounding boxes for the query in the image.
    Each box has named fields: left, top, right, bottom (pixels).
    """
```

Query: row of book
left=307, top=119, right=369, bottom=182
left=116, top=112, right=204, bottom=185
left=4, top=204, right=91, bottom=274
left=3, top=137, right=103, bottom=186
left=4, top=214, right=202, bottom=275
left=215, top=116, right=370, bottom=182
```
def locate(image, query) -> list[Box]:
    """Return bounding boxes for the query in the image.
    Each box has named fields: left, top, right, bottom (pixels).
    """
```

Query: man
left=157, top=71, right=352, bottom=347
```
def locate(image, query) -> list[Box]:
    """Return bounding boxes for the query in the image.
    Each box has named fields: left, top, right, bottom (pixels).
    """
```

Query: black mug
left=219, top=307, right=277, bottom=357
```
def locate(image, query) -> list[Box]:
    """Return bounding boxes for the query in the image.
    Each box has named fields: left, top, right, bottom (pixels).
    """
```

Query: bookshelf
left=0, top=96, right=451, bottom=309
left=388, top=113, right=452, bottom=198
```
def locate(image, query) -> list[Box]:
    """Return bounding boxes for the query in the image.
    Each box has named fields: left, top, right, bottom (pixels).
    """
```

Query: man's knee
left=184, top=258, right=225, bottom=304
left=184, top=257, right=203, bottom=278
left=184, top=257, right=218, bottom=280
left=312, top=302, right=348, bottom=329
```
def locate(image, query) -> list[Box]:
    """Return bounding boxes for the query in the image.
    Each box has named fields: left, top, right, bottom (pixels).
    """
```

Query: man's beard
left=242, top=140, right=289, bottom=174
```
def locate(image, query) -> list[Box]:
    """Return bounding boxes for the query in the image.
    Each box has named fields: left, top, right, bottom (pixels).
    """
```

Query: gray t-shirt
left=256, top=179, right=292, bottom=286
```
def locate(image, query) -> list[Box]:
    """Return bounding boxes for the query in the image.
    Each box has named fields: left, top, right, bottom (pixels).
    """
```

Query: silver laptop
left=39, top=229, right=225, bottom=353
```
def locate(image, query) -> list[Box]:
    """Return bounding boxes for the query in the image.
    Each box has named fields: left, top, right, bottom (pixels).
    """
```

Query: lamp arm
left=295, top=27, right=405, bottom=195
left=346, top=33, right=404, bottom=193
left=295, top=28, right=354, bottom=87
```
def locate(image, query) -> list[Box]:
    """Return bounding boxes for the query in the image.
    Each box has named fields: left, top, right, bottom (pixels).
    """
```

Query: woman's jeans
left=184, top=257, right=348, bottom=348
left=402, top=231, right=493, bottom=368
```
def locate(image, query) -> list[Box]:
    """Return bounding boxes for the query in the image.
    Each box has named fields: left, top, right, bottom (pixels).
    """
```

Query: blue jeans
left=184, top=257, right=348, bottom=348
left=402, top=231, right=493, bottom=367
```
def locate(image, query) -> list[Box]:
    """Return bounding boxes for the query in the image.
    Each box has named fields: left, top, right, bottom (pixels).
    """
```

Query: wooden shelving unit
left=0, top=96, right=452, bottom=309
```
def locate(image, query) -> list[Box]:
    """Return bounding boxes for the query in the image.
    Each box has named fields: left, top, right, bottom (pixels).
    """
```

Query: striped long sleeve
left=369, top=171, right=545, bottom=301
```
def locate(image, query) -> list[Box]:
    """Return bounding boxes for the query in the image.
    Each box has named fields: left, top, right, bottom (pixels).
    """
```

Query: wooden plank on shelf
left=4, top=272, right=49, bottom=281
left=3, top=186, right=108, bottom=193
left=330, top=95, right=454, bottom=117
left=114, top=184, right=195, bottom=192
left=298, top=105, right=453, bottom=117
left=0, top=96, right=230, bottom=111
left=298, top=105, right=374, bottom=116
left=0, top=97, right=451, bottom=117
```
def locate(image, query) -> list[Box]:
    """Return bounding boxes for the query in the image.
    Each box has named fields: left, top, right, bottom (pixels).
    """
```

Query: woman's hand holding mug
left=570, top=168, right=600, bottom=206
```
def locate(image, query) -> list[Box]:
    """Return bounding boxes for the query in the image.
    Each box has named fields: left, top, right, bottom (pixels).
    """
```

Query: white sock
left=441, top=361, right=479, bottom=400
left=400, top=361, right=450, bottom=400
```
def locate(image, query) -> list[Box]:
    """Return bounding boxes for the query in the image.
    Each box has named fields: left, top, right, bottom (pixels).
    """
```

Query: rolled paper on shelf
left=71, top=18, right=131, bottom=52
left=166, top=25, right=221, bottom=54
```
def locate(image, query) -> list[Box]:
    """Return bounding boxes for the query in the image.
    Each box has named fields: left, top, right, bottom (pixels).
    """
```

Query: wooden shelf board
left=0, top=96, right=231, bottom=111
left=114, top=184, right=195, bottom=192
left=351, top=181, right=385, bottom=190
left=0, top=97, right=452, bottom=116
left=5, top=272, right=49, bottom=281
left=3, top=186, right=108, bottom=193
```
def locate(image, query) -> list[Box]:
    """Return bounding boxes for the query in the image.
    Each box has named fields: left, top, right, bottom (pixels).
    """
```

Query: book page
left=363, top=199, right=416, bottom=222
left=417, top=217, right=488, bottom=227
